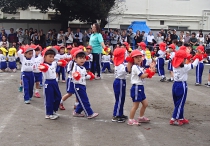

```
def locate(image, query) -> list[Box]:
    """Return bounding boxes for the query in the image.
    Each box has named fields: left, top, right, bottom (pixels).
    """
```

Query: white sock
left=75, top=102, right=79, bottom=106
left=171, top=77, right=174, bottom=80
left=35, top=89, right=39, bottom=93
left=208, top=81, right=210, bottom=85
left=171, top=118, right=175, bottom=120
left=161, top=75, right=165, bottom=78
left=60, top=100, right=63, bottom=104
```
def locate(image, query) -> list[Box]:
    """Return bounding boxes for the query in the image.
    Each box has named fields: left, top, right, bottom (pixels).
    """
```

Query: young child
left=0, top=47, right=8, bottom=72
left=33, top=46, right=43, bottom=98
left=170, top=48, right=200, bottom=125
left=101, top=48, right=112, bottom=73
left=72, top=49, right=99, bottom=119
left=112, top=47, right=131, bottom=123
left=65, top=45, right=73, bottom=62
left=126, top=50, right=155, bottom=125
left=205, top=69, right=210, bottom=87
left=156, top=42, right=166, bottom=82
left=83, top=45, right=93, bottom=72
left=38, top=47, right=67, bottom=119
left=167, top=44, right=176, bottom=82
left=195, top=46, right=207, bottom=85
left=56, top=45, right=67, bottom=82
left=17, top=45, right=36, bottom=104
left=145, top=47, right=152, bottom=68
left=137, top=42, right=146, bottom=67
left=7, top=47, right=17, bottom=72
left=59, top=47, right=80, bottom=110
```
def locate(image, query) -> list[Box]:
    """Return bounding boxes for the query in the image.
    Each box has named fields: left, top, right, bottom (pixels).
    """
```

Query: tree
left=0, top=0, right=115, bottom=28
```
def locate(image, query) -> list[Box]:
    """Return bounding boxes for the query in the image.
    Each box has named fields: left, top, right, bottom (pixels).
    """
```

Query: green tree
left=0, top=0, right=115, bottom=28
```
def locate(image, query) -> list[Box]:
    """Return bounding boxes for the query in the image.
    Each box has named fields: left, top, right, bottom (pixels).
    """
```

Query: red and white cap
left=86, top=45, right=92, bottom=50
left=113, top=48, right=126, bottom=66
left=130, top=49, right=143, bottom=58
left=41, top=47, right=58, bottom=56
left=137, top=42, right=146, bottom=50
left=172, top=50, right=187, bottom=68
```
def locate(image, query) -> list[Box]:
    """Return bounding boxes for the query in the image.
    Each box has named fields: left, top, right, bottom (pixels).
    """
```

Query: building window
left=160, top=20, right=164, bottom=25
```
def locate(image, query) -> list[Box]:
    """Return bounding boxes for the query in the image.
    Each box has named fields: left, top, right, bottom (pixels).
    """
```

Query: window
left=160, top=20, right=164, bottom=25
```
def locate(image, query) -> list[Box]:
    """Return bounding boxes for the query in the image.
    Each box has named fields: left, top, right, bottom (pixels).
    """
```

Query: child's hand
left=87, top=72, right=95, bottom=80
left=58, top=59, right=67, bottom=67
left=73, top=71, right=81, bottom=81
left=38, top=63, right=49, bottom=72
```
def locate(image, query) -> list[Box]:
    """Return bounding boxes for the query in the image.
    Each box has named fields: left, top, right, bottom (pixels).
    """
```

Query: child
left=0, top=47, right=8, bottom=72
left=83, top=45, right=93, bottom=72
left=167, top=44, right=176, bottom=82
left=65, top=45, right=73, bottom=62
left=156, top=42, right=166, bottom=82
left=72, top=49, right=99, bottom=119
left=17, top=45, right=36, bottom=104
left=137, top=42, right=146, bottom=67
left=145, top=46, right=152, bottom=68
left=7, top=47, right=17, bottom=72
left=170, top=48, right=200, bottom=125
left=112, top=47, right=131, bottom=123
left=126, top=50, right=155, bottom=125
left=38, top=47, right=67, bottom=119
left=101, top=48, right=112, bottom=73
left=33, top=46, right=43, bottom=98
left=56, top=45, right=67, bottom=82
left=195, top=46, right=207, bottom=85
left=59, top=47, right=80, bottom=110
left=204, top=69, right=210, bottom=87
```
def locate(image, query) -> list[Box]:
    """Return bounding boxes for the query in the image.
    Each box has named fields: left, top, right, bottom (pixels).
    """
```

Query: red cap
left=123, top=42, right=129, bottom=50
left=137, top=42, right=146, bottom=50
left=179, top=46, right=186, bottom=51
left=71, top=47, right=80, bottom=57
left=113, top=48, right=126, bottom=66
left=172, top=50, right=187, bottom=68
left=36, top=45, right=42, bottom=51
left=159, top=42, right=166, bottom=51
left=42, top=47, right=58, bottom=56
left=53, top=45, right=60, bottom=51
left=78, top=45, right=84, bottom=50
left=168, top=44, right=176, bottom=50
left=24, top=45, right=35, bottom=53
left=196, top=45, right=204, bottom=53
left=130, top=49, right=143, bottom=58
left=74, top=50, right=85, bottom=57
left=86, top=45, right=92, bottom=50
left=67, top=45, right=72, bottom=49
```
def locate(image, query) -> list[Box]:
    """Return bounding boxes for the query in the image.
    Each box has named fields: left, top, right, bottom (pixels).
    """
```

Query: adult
left=184, top=32, right=191, bottom=44
left=73, top=28, right=83, bottom=46
left=198, top=33, right=204, bottom=45
left=189, top=32, right=198, bottom=47
left=156, top=32, right=164, bottom=44
left=46, top=29, right=53, bottom=46
left=196, top=29, right=203, bottom=39
left=89, top=23, right=106, bottom=80
left=65, top=27, right=74, bottom=46
left=29, top=28, right=34, bottom=42
left=160, top=29, right=166, bottom=40
left=170, top=29, right=178, bottom=41
left=17, top=29, right=24, bottom=45
left=57, top=29, right=65, bottom=46
left=22, top=29, right=31, bottom=45
left=0, top=29, right=7, bottom=41
left=134, top=30, right=143, bottom=46
left=8, top=28, right=17, bottom=47
left=120, top=31, right=127, bottom=44
left=39, top=29, right=46, bottom=48
left=146, top=31, right=154, bottom=46
left=110, top=29, right=118, bottom=49
left=0, top=35, right=9, bottom=48
left=127, top=28, right=135, bottom=49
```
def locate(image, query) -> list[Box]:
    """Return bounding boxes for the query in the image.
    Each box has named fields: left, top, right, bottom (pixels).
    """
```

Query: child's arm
left=140, top=63, right=156, bottom=79
left=126, top=62, right=133, bottom=73
left=57, top=59, right=67, bottom=67
left=17, top=48, right=24, bottom=63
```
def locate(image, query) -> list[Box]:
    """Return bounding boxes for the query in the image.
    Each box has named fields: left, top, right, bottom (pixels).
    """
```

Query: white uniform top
left=157, top=50, right=166, bottom=58
left=66, top=53, right=72, bottom=60
left=42, top=62, right=57, bottom=80
left=173, top=59, right=199, bottom=82
left=7, top=55, right=17, bottom=62
left=169, top=52, right=175, bottom=61
left=114, top=63, right=127, bottom=80
left=140, top=50, right=145, bottom=55
left=18, top=49, right=35, bottom=72
left=131, top=65, right=145, bottom=85
left=55, top=53, right=67, bottom=61
left=102, top=55, right=111, bottom=63
left=72, top=64, right=90, bottom=86
left=0, top=54, right=7, bottom=62
left=33, top=55, right=43, bottom=73
left=67, top=60, right=75, bottom=78
left=86, top=54, right=93, bottom=62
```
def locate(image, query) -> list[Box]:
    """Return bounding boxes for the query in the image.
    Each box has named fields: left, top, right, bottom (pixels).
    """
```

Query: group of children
left=3, top=40, right=208, bottom=126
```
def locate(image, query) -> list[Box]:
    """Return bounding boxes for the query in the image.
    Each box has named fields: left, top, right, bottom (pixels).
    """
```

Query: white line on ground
left=0, top=94, right=21, bottom=135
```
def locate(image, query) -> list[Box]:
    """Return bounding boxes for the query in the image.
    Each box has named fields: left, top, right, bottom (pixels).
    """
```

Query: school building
left=0, top=0, right=210, bottom=31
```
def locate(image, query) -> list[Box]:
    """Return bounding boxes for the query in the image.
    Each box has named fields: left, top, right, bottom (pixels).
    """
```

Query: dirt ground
left=0, top=65, right=209, bottom=146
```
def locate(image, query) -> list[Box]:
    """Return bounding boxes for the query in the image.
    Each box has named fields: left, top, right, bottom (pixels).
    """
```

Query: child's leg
left=140, top=99, right=148, bottom=117
left=53, top=82, right=62, bottom=113
left=129, top=102, right=140, bottom=119
left=170, top=71, right=174, bottom=80
left=44, top=82, right=54, bottom=115
left=107, top=63, right=111, bottom=72
left=196, top=64, right=199, bottom=83
left=199, top=63, right=204, bottom=84
left=29, top=73, right=35, bottom=99
left=61, top=67, right=66, bottom=81
left=172, top=82, right=188, bottom=120
left=101, top=63, right=106, bottom=72
left=22, top=73, right=30, bottom=101
left=74, top=85, right=93, bottom=116
left=208, top=70, right=210, bottom=85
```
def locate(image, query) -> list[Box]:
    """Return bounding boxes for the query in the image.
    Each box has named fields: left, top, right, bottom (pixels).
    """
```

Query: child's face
left=154, top=48, right=157, bottom=52
left=133, top=55, right=142, bottom=65
left=121, top=45, right=125, bottom=48
left=35, top=50, right=41, bottom=56
left=44, top=54, right=55, bottom=64
left=169, top=48, right=173, bottom=52
left=86, top=49, right=91, bottom=54
left=60, top=48, right=65, bottom=54
left=75, top=56, right=86, bottom=66
left=25, top=51, right=33, bottom=59
left=67, top=48, right=71, bottom=54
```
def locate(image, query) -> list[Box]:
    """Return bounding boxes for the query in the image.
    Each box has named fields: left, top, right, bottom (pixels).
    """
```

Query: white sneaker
left=45, top=115, right=58, bottom=120
left=24, top=100, right=30, bottom=104
left=0, top=69, right=3, bottom=73
left=13, top=69, right=16, bottom=72
left=95, top=76, right=101, bottom=80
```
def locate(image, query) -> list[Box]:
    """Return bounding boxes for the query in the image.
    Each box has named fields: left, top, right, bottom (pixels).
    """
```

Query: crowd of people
left=0, top=23, right=209, bottom=126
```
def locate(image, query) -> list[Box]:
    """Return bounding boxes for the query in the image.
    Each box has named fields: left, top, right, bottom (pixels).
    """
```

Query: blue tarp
left=128, top=21, right=150, bottom=33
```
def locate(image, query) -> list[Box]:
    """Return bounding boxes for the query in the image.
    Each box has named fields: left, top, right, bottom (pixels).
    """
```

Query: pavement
left=0, top=65, right=210, bottom=146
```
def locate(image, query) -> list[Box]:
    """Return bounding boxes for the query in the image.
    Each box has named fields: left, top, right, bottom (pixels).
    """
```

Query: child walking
left=170, top=47, right=200, bottom=125
left=17, top=45, right=36, bottom=104
left=38, top=47, right=67, bottom=119
left=167, top=44, right=176, bottom=82
left=72, top=49, right=99, bottom=119
left=112, top=47, right=131, bottom=123
left=156, top=42, right=166, bottom=82
left=126, top=50, right=155, bottom=126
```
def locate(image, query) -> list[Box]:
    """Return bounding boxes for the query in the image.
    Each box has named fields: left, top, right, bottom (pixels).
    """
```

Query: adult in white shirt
left=147, top=31, right=154, bottom=46
left=156, top=32, right=164, bottom=44
left=198, top=34, right=204, bottom=45
left=65, top=27, right=74, bottom=46
left=73, top=28, right=83, bottom=46
left=57, top=29, right=65, bottom=46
